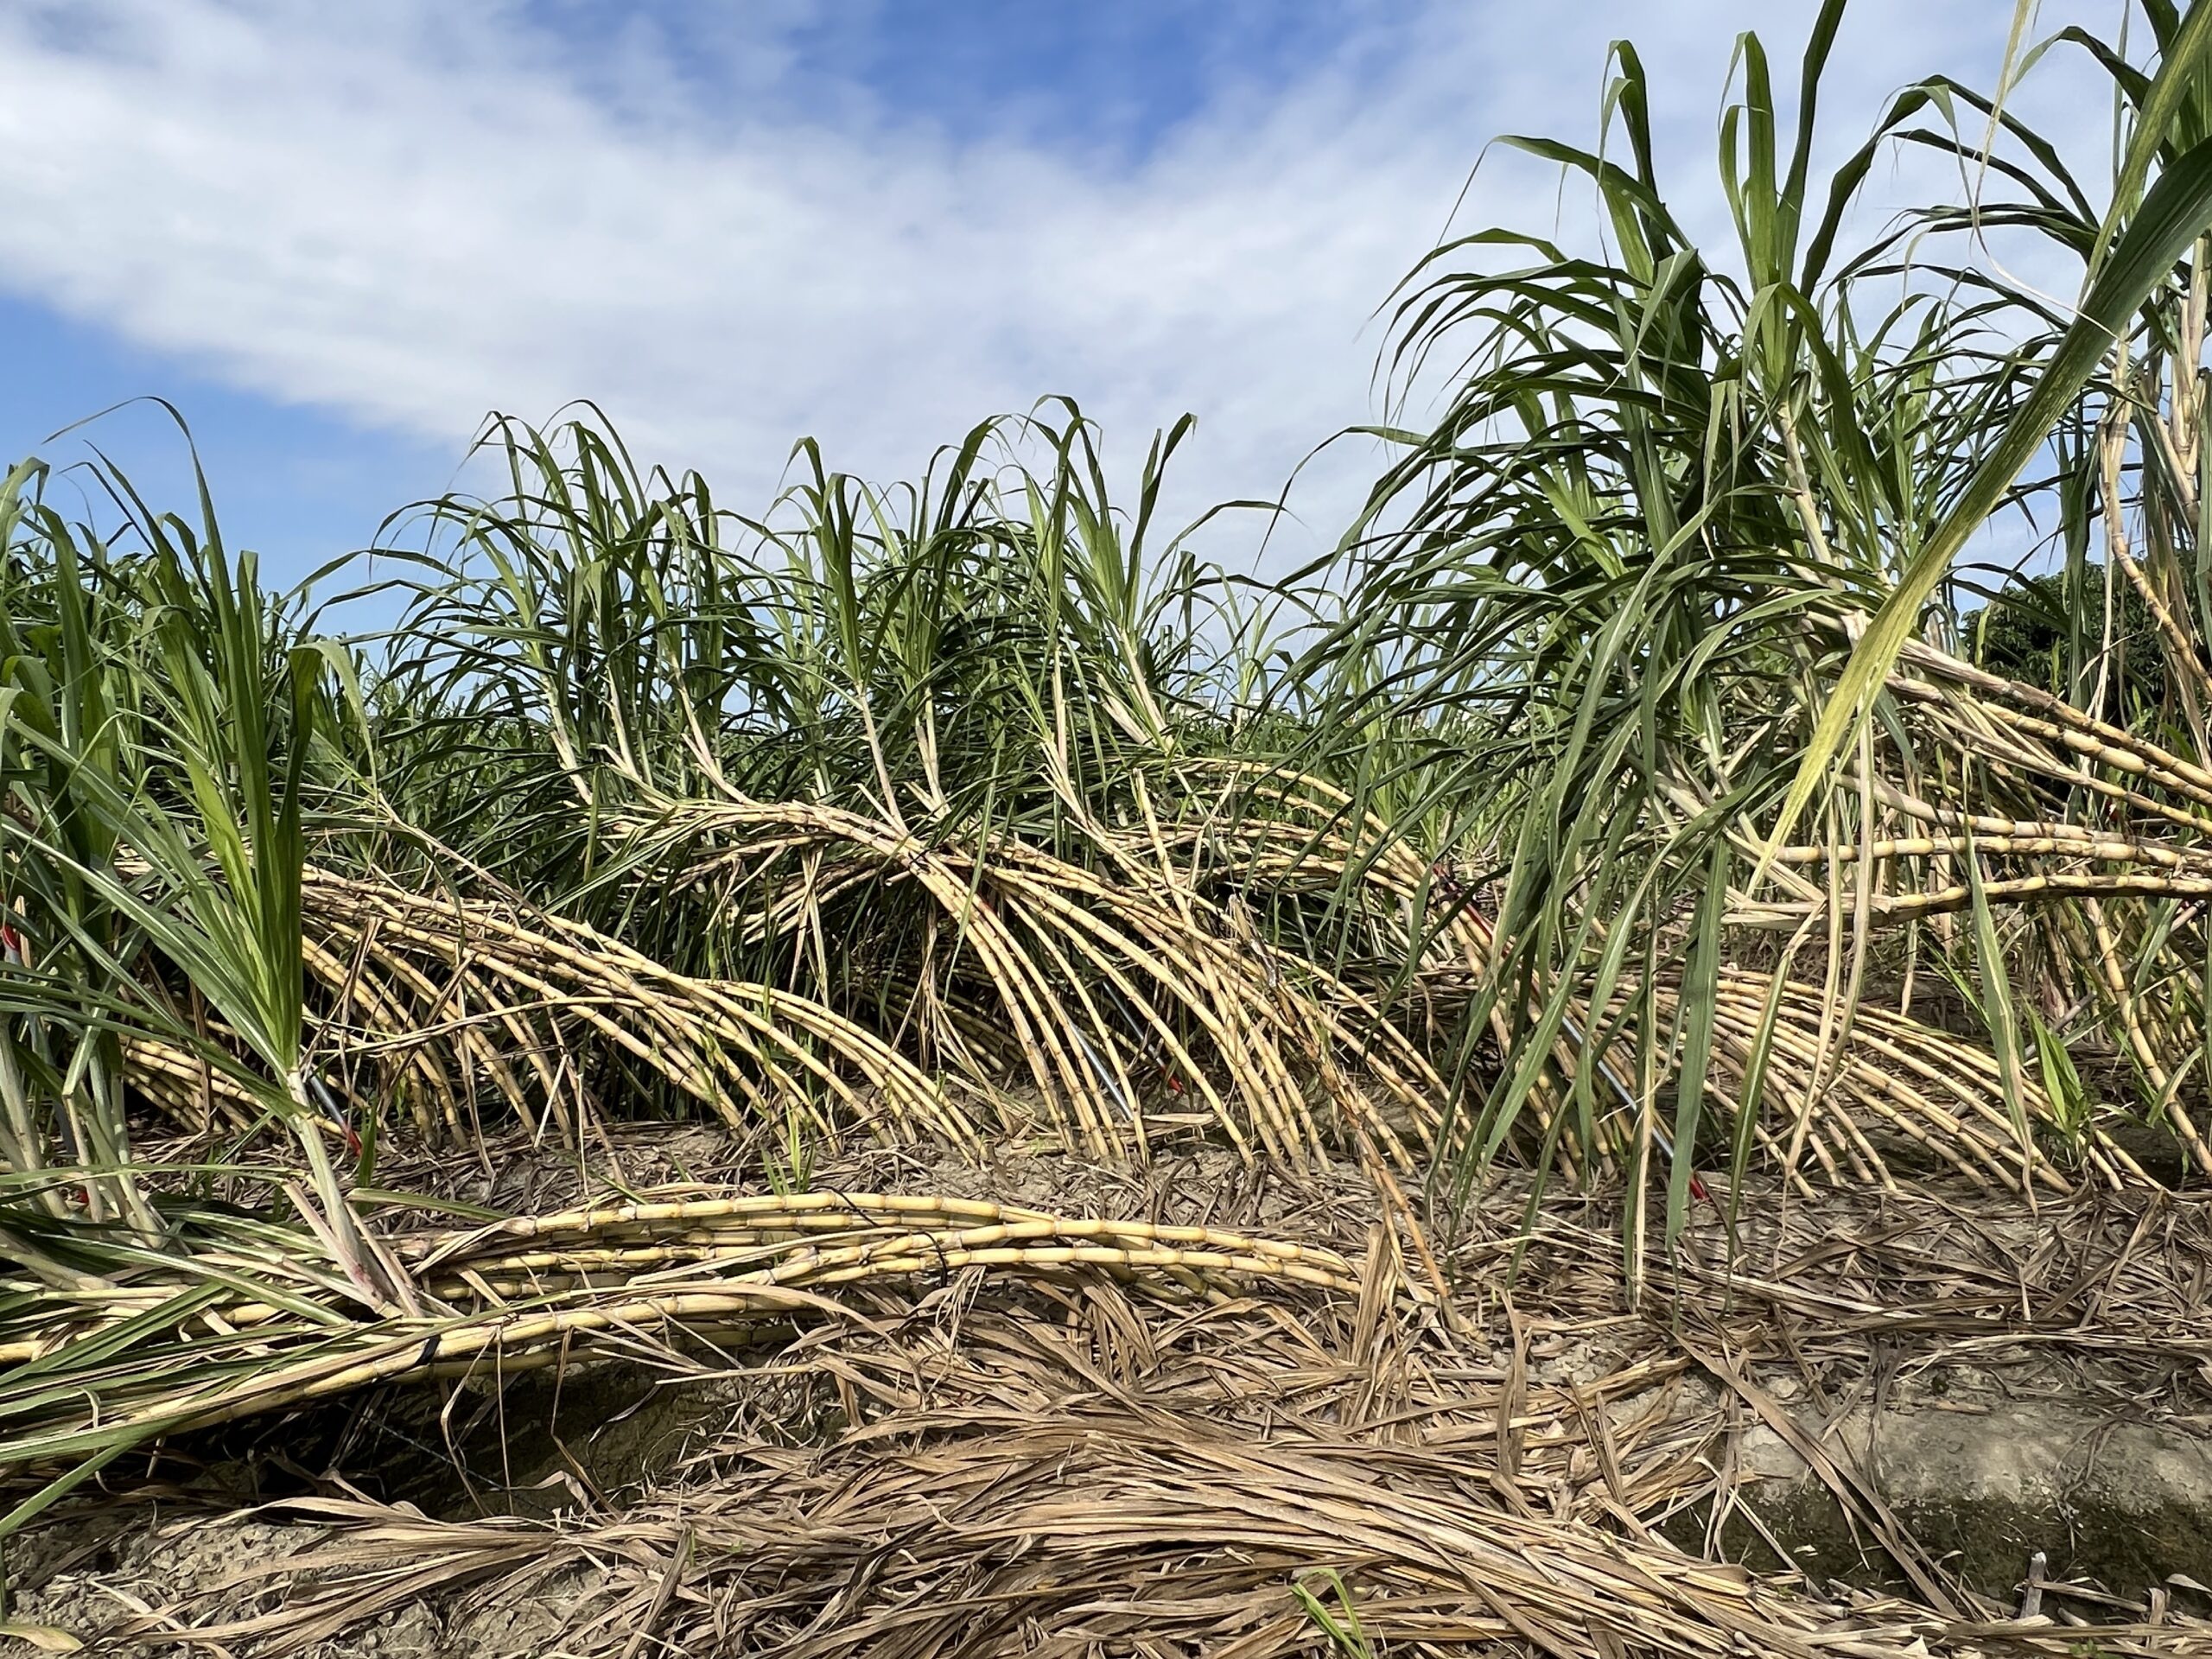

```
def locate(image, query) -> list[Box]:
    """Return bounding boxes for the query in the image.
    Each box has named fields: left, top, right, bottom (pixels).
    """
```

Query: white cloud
left=0, top=0, right=2115, bottom=572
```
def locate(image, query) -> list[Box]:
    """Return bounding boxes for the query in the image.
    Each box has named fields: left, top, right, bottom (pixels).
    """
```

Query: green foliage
left=2, top=0, right=2211, bottom=1307
left=1971, top=566, right=2170, bottom=717
left=1294, top=0, right=2212, bottom=1239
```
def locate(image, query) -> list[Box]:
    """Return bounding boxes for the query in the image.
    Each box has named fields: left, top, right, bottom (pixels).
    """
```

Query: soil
left=9, top=1130, right=2212, bottom=1656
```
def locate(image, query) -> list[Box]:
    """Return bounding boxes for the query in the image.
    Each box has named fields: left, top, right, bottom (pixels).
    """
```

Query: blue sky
left=0, top=0, right=2111, bottom=593
left=1, top=295, right=454, bottom=575
left=530, top=1, right=1381, bottom=161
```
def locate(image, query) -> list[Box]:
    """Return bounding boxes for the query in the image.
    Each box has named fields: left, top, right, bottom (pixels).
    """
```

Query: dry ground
left=10, top=1128, right=2212, bottom=1657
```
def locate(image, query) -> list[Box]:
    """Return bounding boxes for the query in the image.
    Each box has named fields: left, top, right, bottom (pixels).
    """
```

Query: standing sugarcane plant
left=0, top=440, right=397, bottom=1304
left=0, top=460, right=161, bottom=1243
left=137, top=508, right=397, bottom=1302
left=1289, top=0, right=2212, bottom=1259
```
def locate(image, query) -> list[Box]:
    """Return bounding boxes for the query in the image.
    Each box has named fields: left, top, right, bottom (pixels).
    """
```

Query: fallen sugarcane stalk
left=0, top=1192, right=1357, bottom=1483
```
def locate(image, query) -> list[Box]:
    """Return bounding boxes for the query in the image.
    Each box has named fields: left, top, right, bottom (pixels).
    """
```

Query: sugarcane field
left=10, top=1, right=2212, bottom=1654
